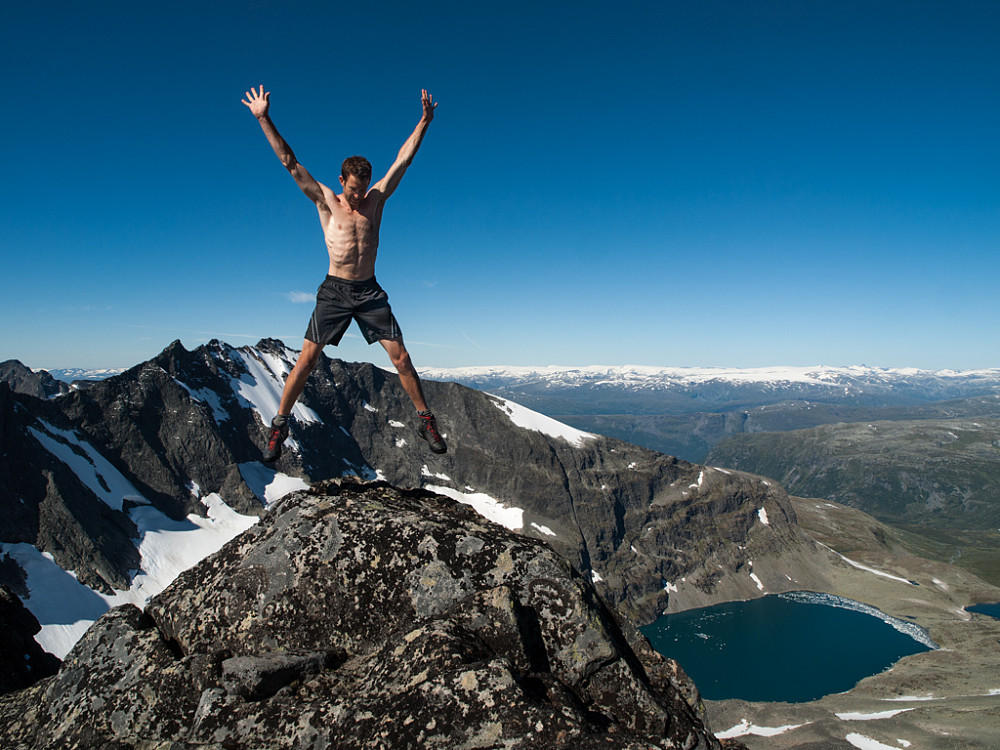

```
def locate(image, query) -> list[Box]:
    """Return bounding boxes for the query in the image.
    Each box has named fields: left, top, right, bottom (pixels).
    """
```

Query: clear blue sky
left=2, top=0, right=997, bottom=371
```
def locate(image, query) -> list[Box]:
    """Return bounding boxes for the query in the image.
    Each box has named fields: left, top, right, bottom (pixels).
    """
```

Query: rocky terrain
left=0, top=479, right=736, bottom=749
left=701, top=496, right=1000, bottom=750
left=556, top=394, right=1000, bottom=463
left=705, top=415, right=1000, bottom=587
left=4, top=342, right=999, bottom=747
left=0, top=361, right=69, bottom=400
left=707, top=416, right=1000, bottom=528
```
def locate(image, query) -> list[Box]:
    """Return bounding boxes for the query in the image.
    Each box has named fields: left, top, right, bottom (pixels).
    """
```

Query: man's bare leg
left=380, top=338, right=446, bottom=453
left=278, top=339, right=324, bottom=415
left=379, top=338, right=429, bottom=412
left=263, top=339, right=324, bottom=462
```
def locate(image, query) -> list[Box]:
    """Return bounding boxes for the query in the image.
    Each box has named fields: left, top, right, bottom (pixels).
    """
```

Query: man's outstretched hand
left=242, top=85, right=270, bottom=118
left=421, top=89, right=437, bottom=122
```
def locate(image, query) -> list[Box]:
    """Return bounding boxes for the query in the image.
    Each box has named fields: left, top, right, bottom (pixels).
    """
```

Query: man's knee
left=297, top=342, right=323, bottom=371
left=394, top=350, right=414, bottom=373
left=386, top=343, right=414, bottom=373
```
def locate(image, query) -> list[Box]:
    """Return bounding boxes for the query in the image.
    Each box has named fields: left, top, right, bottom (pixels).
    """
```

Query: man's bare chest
left=323, top=208, right=378, bottom=247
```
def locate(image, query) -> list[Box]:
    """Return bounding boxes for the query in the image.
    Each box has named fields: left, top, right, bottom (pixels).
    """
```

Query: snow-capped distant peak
left=42, top=367, right=126, bottom=383
left=421, top=364, right=1000, bottom=388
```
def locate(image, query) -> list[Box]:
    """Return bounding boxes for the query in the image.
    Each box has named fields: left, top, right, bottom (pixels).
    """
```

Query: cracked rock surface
left=0, top=478, right=735, bottom=749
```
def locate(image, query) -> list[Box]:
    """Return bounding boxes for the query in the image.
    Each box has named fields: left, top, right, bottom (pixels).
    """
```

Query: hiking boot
left=263, top=415, right=290, bottom=463
left=418, top=411, right=447, bottom=454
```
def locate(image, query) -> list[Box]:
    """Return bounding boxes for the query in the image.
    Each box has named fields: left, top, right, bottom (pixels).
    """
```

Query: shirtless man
left=242, top=85, right=446, bottom=461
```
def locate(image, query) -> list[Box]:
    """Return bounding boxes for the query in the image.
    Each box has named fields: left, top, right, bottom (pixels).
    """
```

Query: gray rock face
left=0, top=383, right=141, bottom=594
left=0, top=584, right=60, bottom=694
left=0, top=361, right=69, bottom=400
left=0, top=479, right=733, bottom=749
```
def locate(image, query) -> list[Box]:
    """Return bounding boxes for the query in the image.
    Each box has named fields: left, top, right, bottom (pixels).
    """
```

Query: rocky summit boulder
left=0, top=478, right=736, bottom=750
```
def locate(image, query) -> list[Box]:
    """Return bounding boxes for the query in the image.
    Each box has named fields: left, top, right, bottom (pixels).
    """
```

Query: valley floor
left=703, top=497, right=1000, bottom=750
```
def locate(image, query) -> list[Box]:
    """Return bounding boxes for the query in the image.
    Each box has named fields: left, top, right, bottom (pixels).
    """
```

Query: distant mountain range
left=45, top=367, right=126, bottom=383
left=418, top=364, right=1000, bottom=414
left=419, top=364, right=1000, bottom=462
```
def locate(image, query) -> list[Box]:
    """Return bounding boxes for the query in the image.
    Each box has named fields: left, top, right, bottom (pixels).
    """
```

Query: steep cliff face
left=0, top=479, right=740, bottom=750
left=0, top=383, right=141, bottom=593
left=0, top=585, right=59, bottom=694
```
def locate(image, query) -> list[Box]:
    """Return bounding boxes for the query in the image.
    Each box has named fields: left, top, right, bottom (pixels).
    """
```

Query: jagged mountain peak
left=0, top=360, right=69, bottom=399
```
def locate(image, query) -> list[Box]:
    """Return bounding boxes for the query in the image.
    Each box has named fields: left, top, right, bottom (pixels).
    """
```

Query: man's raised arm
left=372, top=90, right=437, bottom=201
left=242, top=85, right=326, bottom=207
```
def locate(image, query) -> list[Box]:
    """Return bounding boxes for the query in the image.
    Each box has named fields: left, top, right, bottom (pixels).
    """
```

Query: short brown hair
left=341, top=156, right=372, bottom=183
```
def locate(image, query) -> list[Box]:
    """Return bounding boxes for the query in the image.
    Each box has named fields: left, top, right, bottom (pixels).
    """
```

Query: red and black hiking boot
left=263, top=414, right=290, bottom=463
left=418, top=410, right=447, bottom=454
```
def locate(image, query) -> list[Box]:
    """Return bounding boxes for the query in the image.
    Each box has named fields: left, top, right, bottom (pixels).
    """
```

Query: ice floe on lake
left=779, top=592, right=937, bottom=649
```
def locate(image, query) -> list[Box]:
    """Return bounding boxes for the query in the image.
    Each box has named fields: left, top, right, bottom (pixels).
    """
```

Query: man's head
left=340, top=156, right=372, bottom=209
left=341, top=156, right=372, bottom=184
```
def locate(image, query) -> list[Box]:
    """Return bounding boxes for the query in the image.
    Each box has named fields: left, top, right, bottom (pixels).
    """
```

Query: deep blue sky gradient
left=2, top=0, right=997, bottom=370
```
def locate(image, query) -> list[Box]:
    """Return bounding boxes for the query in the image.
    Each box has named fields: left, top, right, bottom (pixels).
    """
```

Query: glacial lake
left=641, top=591, right=935, bottom=703
left=966, top=602, right=1000, bottom=619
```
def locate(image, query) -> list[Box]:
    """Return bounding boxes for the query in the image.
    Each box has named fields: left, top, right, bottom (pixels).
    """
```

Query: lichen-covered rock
left=0, top=478, right=734, bottom=749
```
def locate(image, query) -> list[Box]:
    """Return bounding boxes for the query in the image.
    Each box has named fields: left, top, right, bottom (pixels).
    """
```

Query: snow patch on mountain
left=13, top=419, right=261, bottom=658
left=424, top=484, right=524, bottom=531
left=226, top=346, right=320, bottom=426
left=238, top=462, right=310, bottom=508
left=490, top=396, right=595, bottom=447
left=716, top=719, right=811, bottom=738
left=175, top=379, right=231, bottom=424
left=2, top=491, right=259, bottom=659
left=27, top=420, right=145, bottom=512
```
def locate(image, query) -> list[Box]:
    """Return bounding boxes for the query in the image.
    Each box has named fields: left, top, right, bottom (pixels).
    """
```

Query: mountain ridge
left=1, top=338, right=803, bottom=659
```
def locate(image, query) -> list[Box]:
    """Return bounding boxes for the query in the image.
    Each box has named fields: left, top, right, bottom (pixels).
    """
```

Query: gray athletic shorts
left=305, top=275, right=402, bottom=346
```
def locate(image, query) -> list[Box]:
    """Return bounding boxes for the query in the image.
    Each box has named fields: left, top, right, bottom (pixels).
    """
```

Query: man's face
left=339, top=174, right=370, bottom=210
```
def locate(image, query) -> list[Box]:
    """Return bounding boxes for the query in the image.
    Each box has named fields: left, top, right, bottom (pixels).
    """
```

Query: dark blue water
left=966, top=602, right=1000, bottom=619
left=641, top=592, right=935, bottom=703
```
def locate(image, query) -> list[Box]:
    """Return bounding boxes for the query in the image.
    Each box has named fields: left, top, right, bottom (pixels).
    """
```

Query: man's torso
left=317, top=184, right=386, bottom=280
